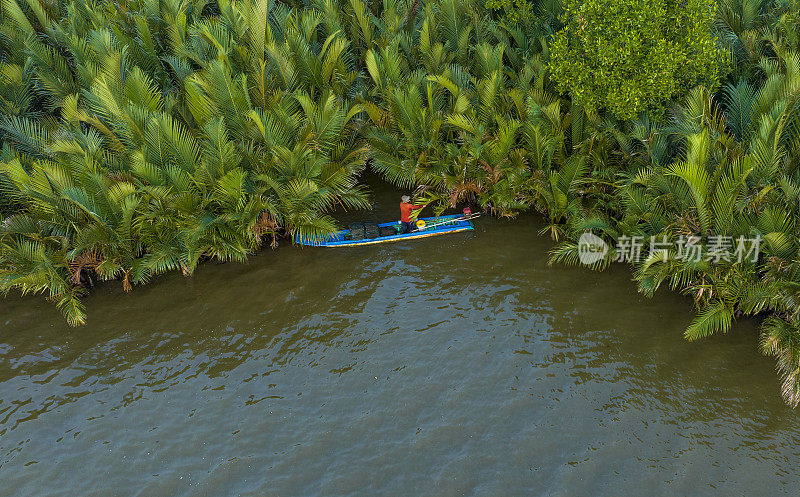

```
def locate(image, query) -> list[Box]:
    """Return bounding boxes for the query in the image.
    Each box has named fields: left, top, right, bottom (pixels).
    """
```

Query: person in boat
left=400, top=195, right=423, bottom=233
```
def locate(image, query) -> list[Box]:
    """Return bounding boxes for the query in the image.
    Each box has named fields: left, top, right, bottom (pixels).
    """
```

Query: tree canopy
left=549, top=0, right=728, bottom=118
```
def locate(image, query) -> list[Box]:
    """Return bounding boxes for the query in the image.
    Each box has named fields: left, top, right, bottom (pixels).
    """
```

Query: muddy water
left=2, top=188, right=800, bottom=496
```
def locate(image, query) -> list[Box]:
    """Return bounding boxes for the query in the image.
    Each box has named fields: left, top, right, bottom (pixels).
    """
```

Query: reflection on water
left=2, top=199, right=800, bottom=495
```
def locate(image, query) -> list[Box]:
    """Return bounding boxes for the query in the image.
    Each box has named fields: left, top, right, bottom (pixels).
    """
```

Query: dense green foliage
left=484, top=0, right=536, bottom=25
left=3, top=0, right=800, bottom=406
left=550, top=0, right=800, bottom=405
left=0, top=0, right=372, bottom=324
left=550, top=0, right=728, bottom=118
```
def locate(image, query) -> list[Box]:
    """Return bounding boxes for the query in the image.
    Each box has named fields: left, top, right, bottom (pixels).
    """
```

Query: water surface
left=2, top=189, right=799, bottom=496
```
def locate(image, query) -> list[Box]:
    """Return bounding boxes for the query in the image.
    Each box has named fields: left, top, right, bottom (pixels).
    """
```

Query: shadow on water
left=1, top=178, right=799, bottom=495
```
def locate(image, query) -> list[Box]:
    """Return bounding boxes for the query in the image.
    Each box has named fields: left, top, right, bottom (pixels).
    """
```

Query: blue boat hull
left=294, top=215, right=474, bottom=247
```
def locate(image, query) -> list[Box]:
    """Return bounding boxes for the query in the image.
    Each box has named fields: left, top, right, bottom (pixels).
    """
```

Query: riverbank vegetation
left=2, top=0, right=800, bottom=405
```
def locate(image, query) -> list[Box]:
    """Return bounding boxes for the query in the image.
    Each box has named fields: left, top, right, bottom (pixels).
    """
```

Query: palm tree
left=548, top=45, right=800, bottom=404
left=0, top=0, right=373, bottom=323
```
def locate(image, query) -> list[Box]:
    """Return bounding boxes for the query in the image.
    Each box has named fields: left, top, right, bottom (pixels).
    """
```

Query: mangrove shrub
left=549, top=0, right=728, bottom=118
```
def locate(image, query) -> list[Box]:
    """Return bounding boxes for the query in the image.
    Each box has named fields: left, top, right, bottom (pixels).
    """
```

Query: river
left=2, top=183, right=800, bottom=496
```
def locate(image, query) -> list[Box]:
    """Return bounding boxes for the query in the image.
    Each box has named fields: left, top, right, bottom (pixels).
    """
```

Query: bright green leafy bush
left=549, top=0, right=728, bottom=118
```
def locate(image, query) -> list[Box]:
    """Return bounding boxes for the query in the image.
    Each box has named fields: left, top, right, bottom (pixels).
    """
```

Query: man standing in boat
left=400, top=195, right=423, bottom=233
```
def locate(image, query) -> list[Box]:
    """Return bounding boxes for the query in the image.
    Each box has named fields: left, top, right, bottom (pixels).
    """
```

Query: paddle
left=414, top=213, right=481, bottom=232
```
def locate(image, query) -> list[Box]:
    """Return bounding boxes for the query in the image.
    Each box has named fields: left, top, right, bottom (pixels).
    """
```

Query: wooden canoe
left=294, top=215, right=474, bottom=247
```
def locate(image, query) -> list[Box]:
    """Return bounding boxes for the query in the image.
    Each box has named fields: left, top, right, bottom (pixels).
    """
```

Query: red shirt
left=400, top=202, right=421, bottom=222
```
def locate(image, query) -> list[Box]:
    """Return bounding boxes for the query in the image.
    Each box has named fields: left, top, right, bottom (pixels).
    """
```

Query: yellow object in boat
left=415, top=219, right=426, bottom=228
